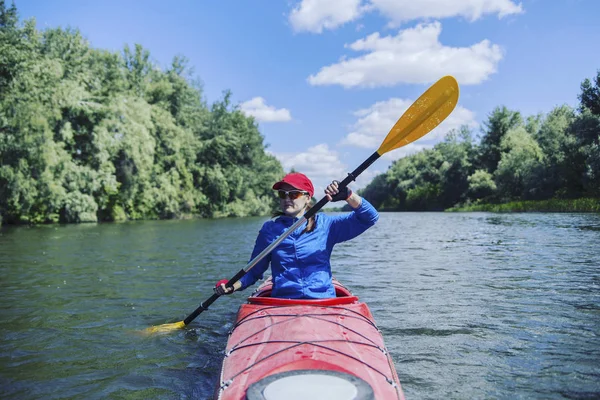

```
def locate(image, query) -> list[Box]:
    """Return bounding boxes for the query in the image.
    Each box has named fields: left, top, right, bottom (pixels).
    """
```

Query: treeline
left=2, top=2, right=598, bottom=225
left=0, top=2, right=283, bottom=224
left=360, top=72, right=600, bottom=211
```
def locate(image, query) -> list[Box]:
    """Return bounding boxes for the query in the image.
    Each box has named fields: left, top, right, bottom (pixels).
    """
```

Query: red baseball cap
left=272, top=172, right=314, bottom=197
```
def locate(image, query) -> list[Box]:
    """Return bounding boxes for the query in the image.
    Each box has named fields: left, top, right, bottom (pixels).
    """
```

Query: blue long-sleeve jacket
left=239, top=199, right=379, bottom=298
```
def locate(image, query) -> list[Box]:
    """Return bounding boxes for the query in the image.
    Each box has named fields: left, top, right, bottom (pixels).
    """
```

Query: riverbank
left=447, top=198, right=600, bottom=212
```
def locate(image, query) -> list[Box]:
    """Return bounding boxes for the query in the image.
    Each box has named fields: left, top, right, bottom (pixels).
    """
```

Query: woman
left=215, top=172, right=379, bottom=299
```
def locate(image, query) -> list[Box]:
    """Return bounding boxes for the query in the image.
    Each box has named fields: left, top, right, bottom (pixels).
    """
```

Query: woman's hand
left=214, top=279, right=234, bottom=295
left=214, top=279, right=243, bottom=295
left=325, top=181, right=352, bottom=202
left=325, top=180, right=362, bottom=208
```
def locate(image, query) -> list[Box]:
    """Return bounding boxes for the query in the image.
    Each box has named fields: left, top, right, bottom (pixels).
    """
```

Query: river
left=1, top=212, right=599, bottom=399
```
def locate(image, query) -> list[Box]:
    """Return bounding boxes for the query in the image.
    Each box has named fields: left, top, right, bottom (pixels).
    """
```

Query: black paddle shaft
left=183, top=151, right=381, bottom=326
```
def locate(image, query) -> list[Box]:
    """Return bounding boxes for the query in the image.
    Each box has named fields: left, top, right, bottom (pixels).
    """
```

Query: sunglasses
left=277, top=190, right=309, bottom=200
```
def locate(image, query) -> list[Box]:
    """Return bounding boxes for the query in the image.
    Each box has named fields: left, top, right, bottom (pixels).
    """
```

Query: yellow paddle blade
left=377, top=75, right=459, bottom=155
left=143, top=320, right=185, bottom=334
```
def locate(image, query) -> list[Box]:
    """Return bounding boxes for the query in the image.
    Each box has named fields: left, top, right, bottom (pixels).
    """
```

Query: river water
left=1, top=212, right=599, bottom=399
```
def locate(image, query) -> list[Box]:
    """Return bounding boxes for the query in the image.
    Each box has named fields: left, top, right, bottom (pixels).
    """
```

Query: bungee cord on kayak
left=215, top=279, right=405, bottom=399
left=218, top=305, right=401, bottom=391
left=227, top=307, right=383, bottom=350
left=219, top=341, right=399, bottom=390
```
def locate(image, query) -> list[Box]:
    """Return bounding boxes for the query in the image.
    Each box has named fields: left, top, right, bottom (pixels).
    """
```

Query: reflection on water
left=1, top=212, right=599, bottom=399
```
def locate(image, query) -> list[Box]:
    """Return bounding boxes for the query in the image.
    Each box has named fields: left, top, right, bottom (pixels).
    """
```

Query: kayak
left=214, top=278, right=405, bottom=400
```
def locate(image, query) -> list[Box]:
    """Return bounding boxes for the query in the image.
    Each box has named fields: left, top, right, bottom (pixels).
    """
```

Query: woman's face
left=277, top=183, right=311, bottom=218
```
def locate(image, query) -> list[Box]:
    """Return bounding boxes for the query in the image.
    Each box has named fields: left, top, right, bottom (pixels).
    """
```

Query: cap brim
left=272, top=181, right=300, bottom=191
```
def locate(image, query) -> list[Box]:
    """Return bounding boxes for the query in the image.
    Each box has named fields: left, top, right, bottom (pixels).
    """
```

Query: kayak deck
left=215, top=279, right=405, bottom=399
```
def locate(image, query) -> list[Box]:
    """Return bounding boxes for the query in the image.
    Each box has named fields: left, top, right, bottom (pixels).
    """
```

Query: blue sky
left=15, top=0, right=600, bottom=195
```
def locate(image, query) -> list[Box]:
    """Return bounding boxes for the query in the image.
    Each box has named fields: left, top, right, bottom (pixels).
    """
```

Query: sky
left=14, top=0, right=600, bottom=197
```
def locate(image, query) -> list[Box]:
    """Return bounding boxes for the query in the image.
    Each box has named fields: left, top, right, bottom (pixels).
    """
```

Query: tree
left=0, top=2, right=285, bottom=224
left=533, top=105, right=577, bottom=197
left=358, top=174, right=394, bottom=210
left=0, top=0, right=20, bottom=92
left=579, top=69, right=600, bottom=116
left=435, top=127, right=475, bottom=208
left=565, top=71, right=600, bottom=196
left=495, top=127, right=545, bottom=200
left=479, top=106, right=523, bottom=173
left=467, top=170, right=496, bottom=200
left=123, top=43, right=151, bottom=96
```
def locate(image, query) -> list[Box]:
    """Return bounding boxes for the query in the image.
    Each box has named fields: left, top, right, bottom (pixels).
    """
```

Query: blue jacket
left=239, top=199, right=379, bottom=298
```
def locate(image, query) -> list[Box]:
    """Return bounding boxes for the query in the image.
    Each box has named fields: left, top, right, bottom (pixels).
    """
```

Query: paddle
left=145, top=75, right=459, bottom=334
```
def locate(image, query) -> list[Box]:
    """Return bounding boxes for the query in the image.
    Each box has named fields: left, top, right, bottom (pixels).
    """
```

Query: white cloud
left=239, top=97, right=292, bottom=122
left=371, top=0, right=523, bottom=25
left=274, top=144, right=346, bottom=178
left=289, top=0, right=367, bottom=33
left=342, top=96, right=478, bottom=151
left=343, top=98, right=413, bottom=148
left=288, top=0, right=522, bottom=34
left=308, top=21, right=503, bottom=87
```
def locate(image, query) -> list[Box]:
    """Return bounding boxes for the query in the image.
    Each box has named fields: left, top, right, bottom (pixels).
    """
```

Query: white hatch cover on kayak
left=246, top=369, right=374, bottom=400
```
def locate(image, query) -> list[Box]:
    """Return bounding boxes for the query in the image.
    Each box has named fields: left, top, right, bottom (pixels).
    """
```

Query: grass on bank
left=447, top=198, right=600, bottom=213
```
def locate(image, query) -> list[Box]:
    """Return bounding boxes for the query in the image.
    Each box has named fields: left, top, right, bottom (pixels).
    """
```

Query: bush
left=61, top=192, right=98, bottom=223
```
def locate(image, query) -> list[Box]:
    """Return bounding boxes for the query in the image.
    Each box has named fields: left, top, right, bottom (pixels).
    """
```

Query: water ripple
left=1, top=213, right=600, bottom=399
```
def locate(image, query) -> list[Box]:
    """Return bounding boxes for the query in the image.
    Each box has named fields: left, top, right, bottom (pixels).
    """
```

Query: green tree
left=566, top=70, right=600, bottom=196
left=467, top=170, right=496, bottom=200
left=495, top=127, right=545, bottom=200
left=194, top=92, right=283, bottom=217
left=0, top=0, right=20, bottom=92
left=0, top=2, right=285, bottom=225
left=358, top=174, right=394, bottom=210
left=479, top=106, right=523, bottom=173
left=435, top=127, right=475, bottom=208
left=123, top=44, right=151, bottom=97
left=579, top=69, right=600, bottom=115
left=534, top=105, right=577, bottom=197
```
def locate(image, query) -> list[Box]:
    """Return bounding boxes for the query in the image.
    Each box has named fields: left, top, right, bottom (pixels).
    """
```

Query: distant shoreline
left=446, top=198, right=600, bottom=213
left=3, top=199, right=598, bottom=226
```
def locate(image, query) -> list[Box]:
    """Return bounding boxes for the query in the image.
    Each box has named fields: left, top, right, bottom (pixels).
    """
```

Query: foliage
left=494, top=126, right=545, bottom=200
left=0, top=2, right=283, bottom=224
left=467, top=170, right=496, bottom=200
left=360, top=70, right=600, bottom=212
left=478, top=106, right=523, bottom=173
left=579, top=69, right=600, bottom=115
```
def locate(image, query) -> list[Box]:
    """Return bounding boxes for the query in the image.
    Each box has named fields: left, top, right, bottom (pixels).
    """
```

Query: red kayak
left=214, top=278, right=405, bottom=400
